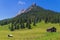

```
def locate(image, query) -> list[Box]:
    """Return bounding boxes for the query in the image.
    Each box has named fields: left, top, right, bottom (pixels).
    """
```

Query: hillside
left=0, top=21, right=60, bottom=40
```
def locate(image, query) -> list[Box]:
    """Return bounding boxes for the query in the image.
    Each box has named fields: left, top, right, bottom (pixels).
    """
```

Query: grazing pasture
left=0, top=21, right=60, bottom=40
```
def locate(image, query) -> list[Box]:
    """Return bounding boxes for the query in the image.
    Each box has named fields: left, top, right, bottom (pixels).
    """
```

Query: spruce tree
left=10, top=23, right=15, bottom=31
left=26, top=21, right=31, bottom=29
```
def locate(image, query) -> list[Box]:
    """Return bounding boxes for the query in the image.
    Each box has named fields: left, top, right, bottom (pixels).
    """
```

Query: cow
left=47, top=27, right=56, bottom=32
left=8, top=34, right=13, bottom=37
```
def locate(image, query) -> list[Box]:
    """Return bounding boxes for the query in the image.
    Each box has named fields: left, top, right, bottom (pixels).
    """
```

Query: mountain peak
left=23, top=3, right=37, bottom=13
left=31, top=3, right=36, bottom=7
left=16, top=3, right=39, bottom=16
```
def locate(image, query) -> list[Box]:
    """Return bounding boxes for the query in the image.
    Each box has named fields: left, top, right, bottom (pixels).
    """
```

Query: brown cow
left=47, top=27, right=56, bottom=32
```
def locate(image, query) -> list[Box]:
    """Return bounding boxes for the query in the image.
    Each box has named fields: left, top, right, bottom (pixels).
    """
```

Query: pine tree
left=20, top=23, right=25, bottom=29
left=33, top=19, right=36, bottom=26
left=16, top=24, right=20, bottom=30
left=10, top=23, right=15, bottom=31
left=26, top=21, right=31, bottom=29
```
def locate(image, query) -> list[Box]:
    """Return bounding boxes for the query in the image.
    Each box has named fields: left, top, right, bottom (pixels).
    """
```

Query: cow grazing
left=8, top=34, right=13, bottom=37
left=47, top=27, right=56, bottom=32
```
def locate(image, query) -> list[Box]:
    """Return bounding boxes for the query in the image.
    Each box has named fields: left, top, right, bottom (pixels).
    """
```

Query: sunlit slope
left=0, top=25, right=9, bottom=30
left=0, top=21, right=60, bottom=40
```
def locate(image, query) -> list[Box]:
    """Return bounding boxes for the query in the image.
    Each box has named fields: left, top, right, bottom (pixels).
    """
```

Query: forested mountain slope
left=0, top=3, right=60, bottom=31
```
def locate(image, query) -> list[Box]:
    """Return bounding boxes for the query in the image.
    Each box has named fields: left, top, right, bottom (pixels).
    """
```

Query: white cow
left=8, top=34, right=13, bottom=37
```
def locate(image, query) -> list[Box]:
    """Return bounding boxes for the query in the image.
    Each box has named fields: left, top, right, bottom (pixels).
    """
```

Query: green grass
left=0, top=21, right=60, bottom=40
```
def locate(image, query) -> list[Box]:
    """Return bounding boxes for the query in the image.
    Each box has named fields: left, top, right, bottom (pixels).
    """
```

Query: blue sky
left=0, top=0, right=60, bottom=20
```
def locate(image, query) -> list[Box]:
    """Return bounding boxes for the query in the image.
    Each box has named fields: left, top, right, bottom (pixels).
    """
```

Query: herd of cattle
left=8, top=27, right=57, bottom=37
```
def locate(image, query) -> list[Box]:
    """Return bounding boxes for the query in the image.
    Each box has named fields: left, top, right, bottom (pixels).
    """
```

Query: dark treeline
left=0, top=4, right=60, bottom=31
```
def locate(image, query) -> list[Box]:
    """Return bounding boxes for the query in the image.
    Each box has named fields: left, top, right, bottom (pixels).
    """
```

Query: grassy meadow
left=0, top=21, right=60, bottom=40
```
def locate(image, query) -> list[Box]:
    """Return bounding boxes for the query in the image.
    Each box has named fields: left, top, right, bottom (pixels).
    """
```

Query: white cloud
left=18, top=1, right=26, bottom=5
